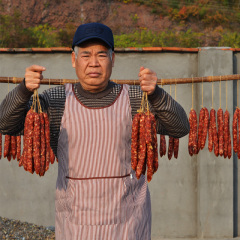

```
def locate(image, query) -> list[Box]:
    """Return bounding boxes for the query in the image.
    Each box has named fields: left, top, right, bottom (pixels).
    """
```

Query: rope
left=175, top=79, right=177, bottom=101
left=238, top=80, right=239, bottom=109
left=226, top=80, right=228, bottom=110
left=201, top=77, right=203, bottom=108
left=219, top=75, right=222, bottom=109
left=191, top=77, right=194, bottom=110
left=212, top=76, right=214, bottom=109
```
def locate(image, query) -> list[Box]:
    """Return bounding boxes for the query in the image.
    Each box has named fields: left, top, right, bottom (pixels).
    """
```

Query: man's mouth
left=88, top=72, right=101, bottom=78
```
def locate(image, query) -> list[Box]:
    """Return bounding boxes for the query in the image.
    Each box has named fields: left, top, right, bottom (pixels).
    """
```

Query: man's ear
left=112, top=52, right=115, bottom=67
left=71, top=52, right=76, bottom=68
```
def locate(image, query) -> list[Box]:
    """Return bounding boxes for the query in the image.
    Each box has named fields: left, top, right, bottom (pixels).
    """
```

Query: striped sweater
left=0, top=80, right=189, bottom=156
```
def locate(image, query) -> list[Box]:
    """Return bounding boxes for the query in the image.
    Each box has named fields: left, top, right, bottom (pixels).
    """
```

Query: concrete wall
left=0, top=48, right=239, bottom=239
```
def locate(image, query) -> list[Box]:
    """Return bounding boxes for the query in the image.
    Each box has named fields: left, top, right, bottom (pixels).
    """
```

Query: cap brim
left=73, top=36, right=114, bottom=50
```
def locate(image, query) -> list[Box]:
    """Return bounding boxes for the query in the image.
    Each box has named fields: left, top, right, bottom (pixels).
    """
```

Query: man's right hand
left=25, top=65, right=46, bottom=92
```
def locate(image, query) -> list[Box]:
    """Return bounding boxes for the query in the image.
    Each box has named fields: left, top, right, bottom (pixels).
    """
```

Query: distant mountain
left=1, top=0, right=240, bottom=47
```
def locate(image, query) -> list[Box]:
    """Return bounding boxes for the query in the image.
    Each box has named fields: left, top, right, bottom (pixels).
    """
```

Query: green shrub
left=219, top=32, right=240, bottom=47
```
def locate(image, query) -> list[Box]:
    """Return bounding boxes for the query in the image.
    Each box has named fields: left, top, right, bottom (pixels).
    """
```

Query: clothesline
left=0, top=74, right=240, bottom=86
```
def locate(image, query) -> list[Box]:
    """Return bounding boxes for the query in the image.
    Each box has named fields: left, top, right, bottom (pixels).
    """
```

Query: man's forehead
left=78, top=39, right=110, bottom=50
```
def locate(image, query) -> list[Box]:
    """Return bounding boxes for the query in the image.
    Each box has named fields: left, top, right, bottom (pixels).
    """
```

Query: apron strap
left=66, top=173, right=131, bottom=181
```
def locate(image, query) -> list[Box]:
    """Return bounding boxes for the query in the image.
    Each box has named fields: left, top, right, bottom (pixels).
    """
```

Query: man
left=0, top=22, right=189, bottom=239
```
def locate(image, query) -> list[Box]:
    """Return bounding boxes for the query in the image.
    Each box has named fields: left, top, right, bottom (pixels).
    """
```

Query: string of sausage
left=217, top=108, right=224, bottom=157
left=237, top=108, right=240, bottom=159
left=174, top=138, right=179, bottom=158
left=208, top=109, right=219, bottom=157
left=18, top=108, right=56, bottom=176
left=223, top=110, right=231, bottom=159
left=33, top=112, right=41, bottom=175
left=197, top=107, right=209, bottom=152
left=233, top=108, right=238, bottom=154
left=188, top=109, right=198, bottom=156
left=167, top=137, right=179, bottom=160
left=0, top=132, right=2, bottom=159
left=168, top=136, right=174, bottom=160
left=150, top=112, right=158, bottom=175
left=131, top=110, right=158, bottom=182
left=159, top=135, right=166, bottom=157
left=4, top=135, right=11, bottom=161
left=16, top=135, right=21, bottom=161
left=131, top=113, right=141, bottom=171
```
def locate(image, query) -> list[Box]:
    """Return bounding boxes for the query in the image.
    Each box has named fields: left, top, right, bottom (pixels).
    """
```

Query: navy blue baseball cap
left=72, top=22, right=114, bottom=51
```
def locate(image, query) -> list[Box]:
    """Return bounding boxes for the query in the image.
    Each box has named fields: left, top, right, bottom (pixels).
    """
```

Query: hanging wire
left=201, top=77, right=203, bottom=108
left=175, top=79, right=177, bottom=101
left=238, top=80, right=239, bottom=109
left=212, top=76, right=214, bottom=109
left=219, top=75, right=222, bottom=109
left=191, top=77, right=194, bottom=110
left=226, top=80, right=228, bottom=110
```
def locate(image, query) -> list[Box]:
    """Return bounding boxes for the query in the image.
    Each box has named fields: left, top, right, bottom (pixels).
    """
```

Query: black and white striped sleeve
left=0, top=80, right=33, bottom=135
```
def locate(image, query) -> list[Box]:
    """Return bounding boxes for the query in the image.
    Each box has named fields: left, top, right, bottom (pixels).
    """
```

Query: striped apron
left=55, top=83, right=151, bottom=240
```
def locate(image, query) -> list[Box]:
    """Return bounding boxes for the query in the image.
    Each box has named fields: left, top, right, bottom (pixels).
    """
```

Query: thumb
left=139, top=66, right=145, bottom=77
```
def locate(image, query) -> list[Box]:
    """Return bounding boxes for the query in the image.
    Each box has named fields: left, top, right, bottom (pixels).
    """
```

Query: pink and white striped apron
left=55, top=83, right=151, bottom=240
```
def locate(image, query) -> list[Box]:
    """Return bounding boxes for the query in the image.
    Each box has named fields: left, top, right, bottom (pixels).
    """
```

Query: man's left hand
left=138, top=66, right=158, bottom=95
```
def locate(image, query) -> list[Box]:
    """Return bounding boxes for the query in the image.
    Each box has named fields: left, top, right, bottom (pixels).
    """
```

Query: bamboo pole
left=1, top=74, right=240, bottom=86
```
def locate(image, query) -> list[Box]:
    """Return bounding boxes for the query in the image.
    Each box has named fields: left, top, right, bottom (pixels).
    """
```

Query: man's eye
left=99, top=54, right=107, bottom=58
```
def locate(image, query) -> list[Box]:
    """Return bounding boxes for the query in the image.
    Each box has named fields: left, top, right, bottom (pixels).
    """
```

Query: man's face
left=71, top=41, right=115, bottom=93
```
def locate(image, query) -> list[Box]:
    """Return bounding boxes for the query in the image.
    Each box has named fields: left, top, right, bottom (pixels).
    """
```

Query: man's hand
left=25, top=65, right=46, bottom=92
left=138, top=66, right=157, bottom=95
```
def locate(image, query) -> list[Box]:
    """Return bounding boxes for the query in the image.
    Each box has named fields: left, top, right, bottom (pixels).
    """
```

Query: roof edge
left=1, top=47, right=240, bottom=53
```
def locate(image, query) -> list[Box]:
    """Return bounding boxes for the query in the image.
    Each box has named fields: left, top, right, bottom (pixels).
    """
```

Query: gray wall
left=0, top=48, right=239, bottom=239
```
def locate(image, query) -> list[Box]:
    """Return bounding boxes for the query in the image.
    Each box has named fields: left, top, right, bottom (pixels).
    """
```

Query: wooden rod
left=1, top=74, right=240, bottom=86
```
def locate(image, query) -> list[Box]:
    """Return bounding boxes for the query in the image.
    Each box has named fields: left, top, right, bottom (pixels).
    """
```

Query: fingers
left=138, top=66, right=157, bottom=95
left=26, top=65, right=46, bottom=72
left=25, top=65, right=46, bottom=92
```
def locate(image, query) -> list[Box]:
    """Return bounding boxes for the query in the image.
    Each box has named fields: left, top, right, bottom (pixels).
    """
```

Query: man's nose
left=89, top=56, right=100, bottom=66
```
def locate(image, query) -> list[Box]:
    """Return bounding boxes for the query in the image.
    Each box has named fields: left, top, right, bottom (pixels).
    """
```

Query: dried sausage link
left=136, top=114, right=147, bottom=179
left=33, top=112, right=41, bottom=175
left=238, top=109, right=240, bottom=159
left=150, top=113, right=158, bottom=174
left=173, top=138, right=179, bottom=159
left=210, top=109, right=219, bottom=157
left=198, top=108, right=205, bottom=152
left=0, top=133, right=2, bottom=159
left=160, top=135, right=166, bottom=157
left=223, top=110, right=230, bottom=159
left=20, top=109, right=33, bottom=170
left=188, top=110, right=194, bottom=156
left=145, top=111, right=152, bottom=145
left=11, top=135, right=17, bottom=160
left=168, top=136, right=174, bottom=160
left=146, top=143, right=154, bottom=182
left=192, top=109, right=198, bottom=154
left=39, top=113, right=46, bottom=176
left=233, top=108, right=239, bottom=153
left=16, top=135, right=21, bottom=161
left=208, top=109, right=214, bottom=152
left=50, top=148, right=55, bottom=165
left=131, top=113, right=141, bottom=171
left=4, top=135, right=11, bottom=159
left=26, top=110, right=34, bottom=173
left=228, top=131, right=232, bottom=159
left=43, top=112, right=51, bottom=171
left=201, top=108, right=209, bottom=150
left=217, top=108, right=224, bottom=157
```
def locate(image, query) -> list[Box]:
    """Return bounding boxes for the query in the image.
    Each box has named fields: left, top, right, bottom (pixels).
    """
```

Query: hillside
left=1, top=0, right=240, bottom=48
